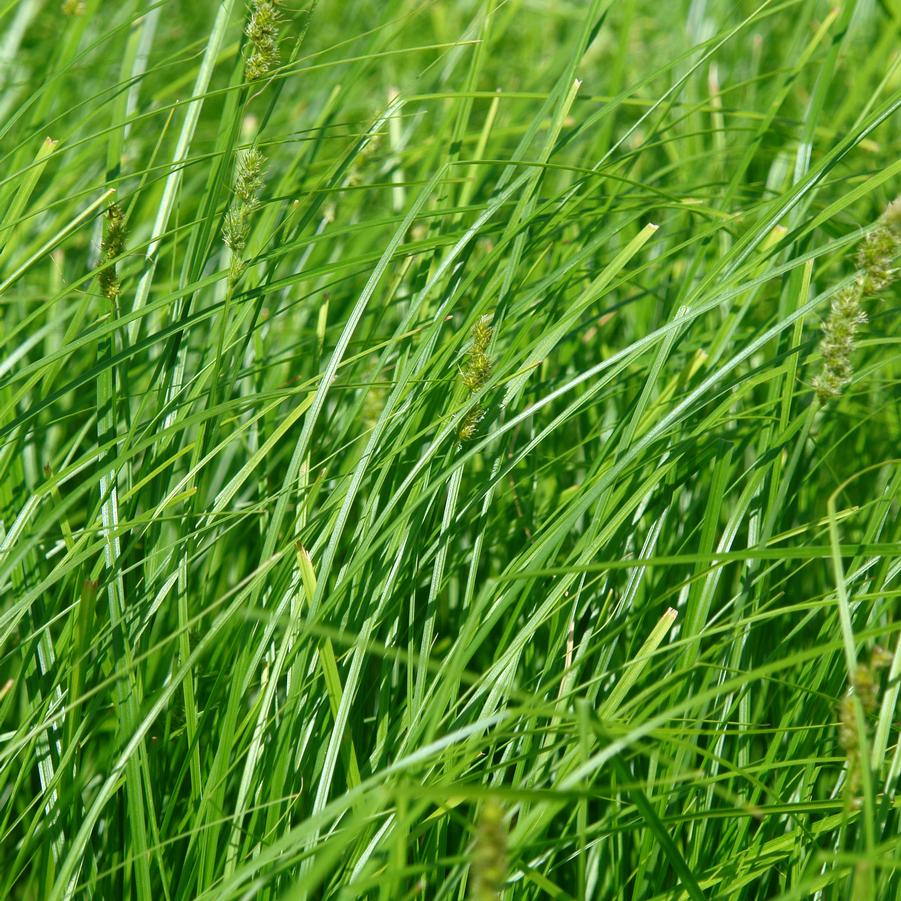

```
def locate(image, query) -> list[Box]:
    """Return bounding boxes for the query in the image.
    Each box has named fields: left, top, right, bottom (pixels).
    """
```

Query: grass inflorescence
left=457, top=314, right=494, bottom=441
left=97, top=202, right=126, bottom=301
left=223, top=147, right=266, bottom=275
left=813, top=198, right=901, bottom=402
left=244, top=0, right=282, bottom=81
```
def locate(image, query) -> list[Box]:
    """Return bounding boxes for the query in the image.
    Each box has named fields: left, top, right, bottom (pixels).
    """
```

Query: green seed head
left=245, top=0, right=282, bottom=81
left=471, top=800, right=507, bottom=900
left=236, top=148, right=266, bottom=205
left=857, top=197, right=901, bottom=296
left=460, top=315, right=493, bottom=393
left=812, top=197, right=900, bottom=404
left=457, top=315, right=494, bottom=441
left=223, top=148, right=267, bottom=268
left=98, top=202, right=126, bottom=301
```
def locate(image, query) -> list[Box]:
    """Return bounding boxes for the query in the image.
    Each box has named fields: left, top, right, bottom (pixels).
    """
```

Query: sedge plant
left=0, top=1, right=899, bottom=899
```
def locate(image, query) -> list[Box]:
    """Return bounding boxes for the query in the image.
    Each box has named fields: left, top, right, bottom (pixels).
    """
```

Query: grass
left=1, top=0, right=900, bottom=897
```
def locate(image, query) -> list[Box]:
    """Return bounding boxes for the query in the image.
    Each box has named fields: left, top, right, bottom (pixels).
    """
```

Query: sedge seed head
left=837, top=693, right=858, bottom=753
left=223, top=207, right=248, bottom=254
left=837, top=658, right=887, bottom=806
left=457, top=406, right=486, bottom=442
left=245, top=0, right=282, bottom=81
left=456, top=315, right=495, bottom=441
left=812, top=284, right=867, bottom=402
left=852, top=664, right=879, bottom=713
left=857, top=198, right=901, bottom=295
left=837, top=692, right=862, bottom=801
left=98, top=202, right=126, bottom=301
left=236, top=148, right=266, bottom=205
left=103, top=203, right=126, bottom=259
left=223, top=148, right=266, bottom=261
left=460, top=316, right=494, bottom=393
left=470, top=800, right=506, bottom=901
left=811, top=197, right=901, bottom=403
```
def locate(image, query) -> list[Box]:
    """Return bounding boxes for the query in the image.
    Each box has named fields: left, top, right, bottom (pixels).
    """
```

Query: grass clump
left=0, top=1, right=899, bottom=899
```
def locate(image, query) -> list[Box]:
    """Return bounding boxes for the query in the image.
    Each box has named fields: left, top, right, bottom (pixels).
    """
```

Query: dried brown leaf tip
left=98, top=203, right=126, bottom=301
left=813, top=197, right=901, bottom=403
left=457, top=315, right=494, bottom=442
left=470, top=799, right=507, bottom=901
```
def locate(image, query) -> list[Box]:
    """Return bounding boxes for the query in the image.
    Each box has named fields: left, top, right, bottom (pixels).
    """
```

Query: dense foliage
left=1, top=1, right=899, bottom=897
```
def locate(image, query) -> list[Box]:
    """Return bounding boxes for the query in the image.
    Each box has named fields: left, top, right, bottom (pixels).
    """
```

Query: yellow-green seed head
left=837, top=693, right=857, bottom=753
left=99, top=203, right=126, bottom=301
left=812, top=285, right=866, bottom=402
left=223, top=207, right=248, bottom=254
left=812, top=197, right=901, bottom=404
left=245, top=0, right=282, bottom=81
left=457, top=315, right=495, bottom=441
left=236, top=148, right=266, bottom=204
left=471, top=800, right=507, bottom=900
left=458, top=406, right=486, bottom=442
left=223, top=148, right=266, bottom=265
left=857, top=196, right=901, bottom=296
left=852, top=664, right=878, bottom=713
left=837, top=656, right=888, bottom=806
left=460, top=316, right=493, bottom=393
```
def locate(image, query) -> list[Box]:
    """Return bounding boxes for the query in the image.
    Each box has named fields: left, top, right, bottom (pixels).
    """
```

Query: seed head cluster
left=811, top=286, right=867, bottom=403
left=837, top=646, right=892, bottom=803
left=857, top=198, right=901, bottom=295
left=223, top=148, right=266, bottom=275
left=98, top=202, right=126, bottom=302
left=457, top=315, right=493, bottom=441
left=245, top=0, right=282, bottom=81
left=813, top=198, right=901, bottom=403
left=470, top=800, right=507, bottom=901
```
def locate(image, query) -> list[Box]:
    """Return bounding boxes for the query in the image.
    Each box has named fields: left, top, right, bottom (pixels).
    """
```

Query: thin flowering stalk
left=414, top=315, right=496, bottom=711
left=91, top=195, right=155, bottom=896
